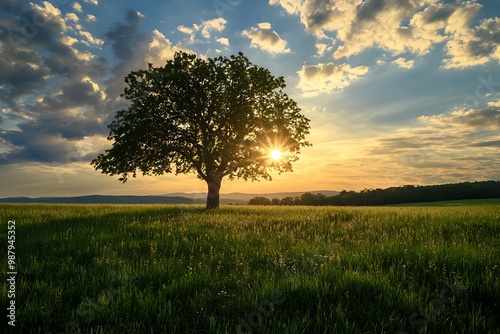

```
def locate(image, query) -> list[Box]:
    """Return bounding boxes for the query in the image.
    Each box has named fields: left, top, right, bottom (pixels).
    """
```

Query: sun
left=270, top=149, right=282, bottom=161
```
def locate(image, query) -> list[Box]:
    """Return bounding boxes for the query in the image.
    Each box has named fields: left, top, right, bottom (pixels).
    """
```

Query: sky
left=1, top=0, right=500, bottom=197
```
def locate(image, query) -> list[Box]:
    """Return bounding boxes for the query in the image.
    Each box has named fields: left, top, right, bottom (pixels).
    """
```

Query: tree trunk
left=206, top=176, right=222, bottom=209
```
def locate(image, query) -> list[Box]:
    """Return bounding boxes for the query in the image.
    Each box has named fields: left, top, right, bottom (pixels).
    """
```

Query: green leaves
left=92, top=51, right=311, bottom=188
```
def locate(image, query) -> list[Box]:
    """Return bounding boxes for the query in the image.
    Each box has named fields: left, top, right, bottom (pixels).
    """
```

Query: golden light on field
left=270, top=150, right=282, bottom=161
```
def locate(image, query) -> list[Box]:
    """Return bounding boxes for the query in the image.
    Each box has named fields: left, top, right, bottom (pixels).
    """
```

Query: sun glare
left=270, top=150, right=282, bottom=161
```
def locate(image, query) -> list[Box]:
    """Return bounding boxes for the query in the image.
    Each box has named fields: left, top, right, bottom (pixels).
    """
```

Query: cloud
left=216, top=37, right=229, bottom=46
left=0, top=8, right=190, bottom=167
left=361, top=107, right=500, bottom=184
left=201, top=18, right=227, bottom=38
left=488, top=99, right=500, bottom=108
left=83, top=0, right=98, bottom=5
left=418, top=108, right=500, bottom=131
left=147, top=30, right=187, bottom=65
left=73, top=3, right=83, bottom=12
left=242, top=22, right=290, bottom=54
left=442, top=15, right=500, bottom=69
left=392, top=57, right=415, bottom=69
left=178, top=18, right=227, bottom=42
left=65, top=13, right=79, bottom=23
left=315, top=42, right=332, bottom=57
left=86, top=14, right=96, bottom=22
left=270, top=0, right=500, bottom=69
left=79, top=30, right=104, bottom=47
left=297, top=62, right=369, bottom=96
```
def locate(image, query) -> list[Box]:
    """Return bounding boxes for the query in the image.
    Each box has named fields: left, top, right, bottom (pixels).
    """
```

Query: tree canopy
left=92, top=51, right=311, bottom=208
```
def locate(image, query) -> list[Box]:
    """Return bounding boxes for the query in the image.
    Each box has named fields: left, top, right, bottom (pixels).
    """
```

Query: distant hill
left=0, top=191, right=339, bottom=204
left=0, top=195, right=196, bottom=204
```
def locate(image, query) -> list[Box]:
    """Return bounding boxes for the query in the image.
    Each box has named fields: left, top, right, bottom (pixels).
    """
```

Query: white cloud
left=315, top=43, right=332, bottom=57
left=392, top=58, right=415, bottom=69
left=65, top=13, right=79, bottom=23
left=270, top=0, right=500, bottom=69
left=72, top=3, right=83, bottom=13
left=83, top=0, right=98, bottom=5
left=418, top=108, right=500, bottom=131
left=216, top=37, right=229, bottom=46
left=177, top=18, right=227, bottom=42
left=442, top=14, right=500, bottom=69
left=147, top=30, right=191, bottom=65
left=488, top=99, right=500, bottom=108
left=242, top=22, right=290, bottom=54
left=60, top=35, right=79, bottom=46
left=79, top=30, right=104, bottom=47
left=297, top=62, right=369, bottom=96
left=201, top=18, right=227, bottom=39
left=31, top=1, right=67, bottom=31
left=86, top=14, right=96, bottom=22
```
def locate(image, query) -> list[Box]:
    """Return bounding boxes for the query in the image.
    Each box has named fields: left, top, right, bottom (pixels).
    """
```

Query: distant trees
left=248, top=181, right=500, bottom=206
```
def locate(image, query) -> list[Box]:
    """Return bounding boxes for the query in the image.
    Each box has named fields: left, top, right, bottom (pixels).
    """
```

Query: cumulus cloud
left=201, top=18, right=227, bottom=38
left=0, top=8, right=190, bottom=167
left=178, top=18, right=227, bottom=42
left=242, top=22, right=290, bottom=54
left=392, top=57, right=415, bottom=69
left=83, top=0, right=98, bottom=5
left=270, top=0, right=500, bottom=69
left=442, top=15, right=500, bottom=69
left=216, top=37, right=229, bottom=46
left=79, top=30, right=104, bottom=47
left=65, top=12, right=79, bottom=23
left=297, top=62, right=369, bottom=96
left=73, top=3, right=83, bottom=12
left=315, top=42, right=332, bottom=57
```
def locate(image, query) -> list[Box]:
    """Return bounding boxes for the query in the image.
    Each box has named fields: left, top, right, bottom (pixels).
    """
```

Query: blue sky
left=1, top=0, right=499, bottom=197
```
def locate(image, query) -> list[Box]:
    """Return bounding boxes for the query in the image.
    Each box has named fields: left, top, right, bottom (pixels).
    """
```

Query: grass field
left=1, top=204, right=499, bottom=333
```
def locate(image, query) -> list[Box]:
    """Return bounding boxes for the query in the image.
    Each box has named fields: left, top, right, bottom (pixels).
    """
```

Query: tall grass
left=1, top=204, right=499, bottom=333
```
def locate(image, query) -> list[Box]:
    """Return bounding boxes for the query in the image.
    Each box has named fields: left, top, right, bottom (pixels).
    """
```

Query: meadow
left=1, top=204, right=499, bottom=333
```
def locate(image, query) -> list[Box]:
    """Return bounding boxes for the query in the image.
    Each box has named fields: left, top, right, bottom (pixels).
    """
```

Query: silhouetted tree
left=271, top=198, right=281, bottom=205
left=249, top=196, right=272, bottom=205
left=92, top=52, right=311, bottom=209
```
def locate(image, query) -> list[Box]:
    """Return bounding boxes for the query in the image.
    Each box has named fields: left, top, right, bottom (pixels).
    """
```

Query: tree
left=91, top=52, right=311, bottom=209
left=248, top=196, right=272, bottom=205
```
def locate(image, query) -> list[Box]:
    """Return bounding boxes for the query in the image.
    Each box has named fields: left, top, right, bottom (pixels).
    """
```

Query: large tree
left=92, top=52, right=311, bottom=209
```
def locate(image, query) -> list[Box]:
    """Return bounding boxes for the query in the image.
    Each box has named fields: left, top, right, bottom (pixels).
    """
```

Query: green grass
left=1, top=204, right=499, bottom=333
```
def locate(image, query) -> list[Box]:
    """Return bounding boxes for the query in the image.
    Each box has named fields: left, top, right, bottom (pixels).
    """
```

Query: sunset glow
left=270, top=150, right=282, bottom=161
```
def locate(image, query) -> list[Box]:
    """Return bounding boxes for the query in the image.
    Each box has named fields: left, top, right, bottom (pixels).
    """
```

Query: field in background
left=389, top=198, right=500, bottom=206
left=1, top=204, right=499, bottom=333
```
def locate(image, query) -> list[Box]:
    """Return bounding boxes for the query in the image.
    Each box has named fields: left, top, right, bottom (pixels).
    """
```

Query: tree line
left=248, top=181, right=500, bottom=206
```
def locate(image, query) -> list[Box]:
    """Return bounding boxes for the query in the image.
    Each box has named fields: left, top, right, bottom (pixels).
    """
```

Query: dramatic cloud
left=442, top=14, right=500, bottom=69
left=242, top=22, right=290, bottom=54
left=297, top=62, right=369, bottom=96
left=365, top=107, right=500, bottom=183
left=270, top=0, right=500, bottom=68
left=0, top=8, right=189, bottom=166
